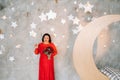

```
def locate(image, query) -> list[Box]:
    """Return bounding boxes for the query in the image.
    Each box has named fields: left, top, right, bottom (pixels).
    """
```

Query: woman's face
left=44, top=35, right=49, bottom=43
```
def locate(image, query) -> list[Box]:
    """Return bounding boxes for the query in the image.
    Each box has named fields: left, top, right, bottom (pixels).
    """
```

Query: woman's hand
left=34, top=44, right=38, bottom=48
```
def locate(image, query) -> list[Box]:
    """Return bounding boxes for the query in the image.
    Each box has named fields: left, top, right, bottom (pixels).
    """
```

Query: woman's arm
left=34, top=43, right=42, bottom=55
left=34, top=44, right=39, bottom=55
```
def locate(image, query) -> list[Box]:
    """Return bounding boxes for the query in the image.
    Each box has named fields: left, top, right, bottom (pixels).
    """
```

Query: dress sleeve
left=51, top=43, right=57, bottom=56
left=34, top=47, right=39, bottom=55
left=34, top=43, right=42, bottom=55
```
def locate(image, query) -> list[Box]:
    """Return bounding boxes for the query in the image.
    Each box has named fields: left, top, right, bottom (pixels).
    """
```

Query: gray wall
left=0, top=0, right=120, bottom=80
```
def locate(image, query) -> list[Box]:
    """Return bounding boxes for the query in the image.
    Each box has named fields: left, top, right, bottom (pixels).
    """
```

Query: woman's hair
left=42, top=33, right=52, bottom=43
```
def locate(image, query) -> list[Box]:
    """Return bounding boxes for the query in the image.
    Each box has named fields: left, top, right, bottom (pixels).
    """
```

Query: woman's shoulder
left=50, top=42, right=56, bottom=46
left=38, top=42, right=43, bottom=46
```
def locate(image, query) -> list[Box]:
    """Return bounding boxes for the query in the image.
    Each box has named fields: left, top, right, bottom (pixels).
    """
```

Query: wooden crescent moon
left=73, top=15, right=120, bottom=80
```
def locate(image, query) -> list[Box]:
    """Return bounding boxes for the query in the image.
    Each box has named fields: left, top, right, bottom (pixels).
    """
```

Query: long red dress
left=34, top=42, right=57, bottom=80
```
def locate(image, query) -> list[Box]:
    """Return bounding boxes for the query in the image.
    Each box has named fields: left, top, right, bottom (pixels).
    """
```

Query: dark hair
left=42, top=33, right=52, bottom=43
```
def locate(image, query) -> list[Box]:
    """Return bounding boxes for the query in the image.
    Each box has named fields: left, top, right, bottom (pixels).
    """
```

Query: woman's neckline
left=42, top=42, right=50, bottom=45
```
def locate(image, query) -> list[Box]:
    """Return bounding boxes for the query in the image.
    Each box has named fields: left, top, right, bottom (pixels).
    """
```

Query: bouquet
left=43, top=46, right=54, bottom=60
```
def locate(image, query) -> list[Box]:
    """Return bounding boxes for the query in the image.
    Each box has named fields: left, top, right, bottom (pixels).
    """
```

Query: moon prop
left=73, top=15, right=120, bottom=80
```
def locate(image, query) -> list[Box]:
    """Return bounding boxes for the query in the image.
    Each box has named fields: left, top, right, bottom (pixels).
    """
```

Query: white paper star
left=0, top=50, right=3, bottom=55
left=53, top=33, right=57, bottom=37
left=46, top=10, right=56, bottom=20
left=9, top=16, right=11, bottom=19
left=68, top=14, right=74, bottom=21
left=74, top=1, right=77, bottom=4
left=11, top=22, right=18, bottom=28
left=112, top=40, right=115, bottom=43
left=16, top=44, right=21, bottom=48
left=50, top=28, right=55, bottom=32
left=31, top=2, right=34, bottom=5
left=2, top=16, right=7, bottom=20
left=87, top=16, right=92, bottom=21
left=1, top=45, right=5, bottom=52
left=72, top=29, right=79, bottom=34
left=11, top=7, right=15, bottom=11
left=79, top=3, right=84, bottom=9
left=104, top=12, right=107, bottom=15
left=72, top=24, right=83, bottom=34
left=0, top=34, right=4, bottom=40
left=73, top=17, right=80, bottom=25
left=61, top=19, right=66, bottom=24
left=9, top=34, right=13, bottom=38
left=9, top=56, right=15, bottom=62
left=103, top=45, right=107, bottom=48
left=62, top=35, right=65, bottom=38
left=26, top=57, right=29, bottom=60
left=76, top=9, right=79, bottom=12
left=64, top=8, right=67, bottom=12
left=67, top=45, right=70, bottom=48
left=83, top=1, right=94, bottom=13
left=77, top=24, right=84, bottom=31
left=39, top=13, right=47, bottom=22
left=29, top=30, right=37, bottom=37
left=30, top=22, right=37, bottom=29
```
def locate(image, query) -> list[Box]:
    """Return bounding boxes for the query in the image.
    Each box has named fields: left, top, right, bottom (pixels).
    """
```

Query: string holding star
left=11, top=22, right=18, bottom=28
left=54, top=0, right=58, bottom=3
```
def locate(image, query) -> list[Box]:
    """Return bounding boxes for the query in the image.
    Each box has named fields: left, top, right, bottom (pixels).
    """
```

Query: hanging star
left=112, top=40, right=115, bottom=43
left=50, top=28, right=55, bottom=32
left=72, top=29, right=79, bottom=34
left=64, top=8, right=67, bottom=12
left=11, top=7, right=15, bottom=11
left=77, top=24, right=84, bottom=31
left=39, top=13, right=47, bottom=22
left=1, top=45, right=5, bottom=52
left=2, top=16, right=7, bottom=20
left=9, top=16, right=11, bottom=19
left=16, top=44, right=21, bottom=48
left=103, top=45, right=107, bottom=48
left=74, top=1, right=77, bottom=4
left=9, top=56, right=15, bottom=62
left=11, top=22, right=18, bottom=28
left=0, top=50, right=2, bottom=55
left=67, top=45, right=70, bottom=48
left=0, top=45, right=5, bottom=55
left=72, top=24, right=83, bottom=34
left=9, top=34, right=13, bottom=38
left=61, top=19, right=66, bottom=24
left=0, top=34, right=4, bottom=40
left=31, top=2, right=34, bottom=5
left=79, top=3, right=84, bottom=9
left=26, top=57, right=29, bottom=60
left=68, top=14, right=74, bottom=21
left=30, top=22, right=37, bottom=29
left=104, top=12, right=107, bottom=15
left=83, top=1, right=94, bottom=13
left=76, top=9, right=79, bottom=12
left=72, top=17, right=80, bottom=25
left=53, top=33, right=57, bottom=37
left=29, top=30, right=37, bottom=37
left=62, top=35, right=65, bottom=38
left=46, top=10, right=57, bottom=20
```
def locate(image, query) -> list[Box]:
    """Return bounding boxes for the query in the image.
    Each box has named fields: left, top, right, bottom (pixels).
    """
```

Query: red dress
left=34, top=42, right=57, bottom=80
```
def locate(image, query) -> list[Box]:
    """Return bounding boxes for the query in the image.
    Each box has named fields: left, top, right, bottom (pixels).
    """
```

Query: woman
left=34, top=33, right=57, bottom=80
